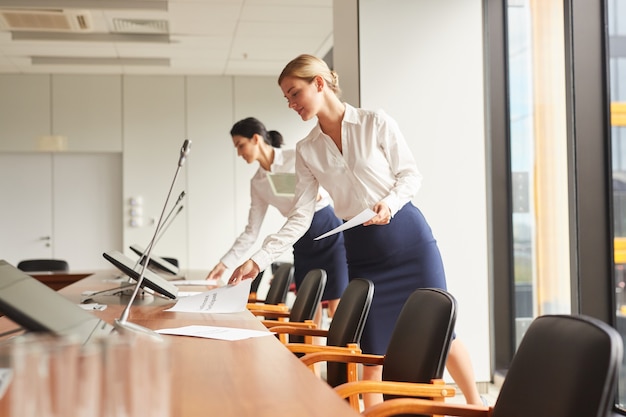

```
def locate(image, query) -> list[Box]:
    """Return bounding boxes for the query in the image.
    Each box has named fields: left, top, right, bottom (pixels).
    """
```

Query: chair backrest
left=249, top=269, right=265, bottom=295
left=285, top=269, right=327, bottom=344
left=381, top=288, right=457, bottom=396
left=492, top=314, right=623, bottom=417
left=16, top=259, right=69, bottom=273
left=325, top=278, right=374, bottom=387
left=263, top=263, right=294, bottom=305
left=288, top=269, right=327, bottom=323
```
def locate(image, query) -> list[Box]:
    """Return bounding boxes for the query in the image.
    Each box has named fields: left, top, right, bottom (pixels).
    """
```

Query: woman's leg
left=361, top=364, right=383, bottom=409
left=325, top=298, right=340, bottom=318
left=446, top=338, right=483, bottom=405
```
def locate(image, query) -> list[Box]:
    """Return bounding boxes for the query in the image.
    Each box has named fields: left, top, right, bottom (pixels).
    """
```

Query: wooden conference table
left=0, top=270, right=361, bottom=417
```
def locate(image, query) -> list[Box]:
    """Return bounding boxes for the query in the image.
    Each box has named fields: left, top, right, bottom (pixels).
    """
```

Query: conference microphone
left=154, top=204, right=184, bottom=247
left=179, top=139, right=191, bottom=167
left=131, top=190, right=186, bottom=272
left=115, top=139, right=192, bottom=338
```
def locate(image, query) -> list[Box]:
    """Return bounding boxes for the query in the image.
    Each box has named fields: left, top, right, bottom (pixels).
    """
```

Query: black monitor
left=102, top=251, right=178, bottom=300
left=129, top=244, right=179, bottom=276
left=0, top=260, right=114, bottom=344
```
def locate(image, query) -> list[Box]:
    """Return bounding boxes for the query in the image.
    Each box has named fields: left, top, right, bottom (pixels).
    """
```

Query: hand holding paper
left=314, top=208, right=376, bottom=240
left=165, top=278, right=252, bottom=313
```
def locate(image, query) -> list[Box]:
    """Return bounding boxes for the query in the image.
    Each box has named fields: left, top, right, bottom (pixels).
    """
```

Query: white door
left=0, top=153, right=53, bottom=265
left=53, top=153, right=123, bottom=270
left=0, top=153, right=122, bottom=270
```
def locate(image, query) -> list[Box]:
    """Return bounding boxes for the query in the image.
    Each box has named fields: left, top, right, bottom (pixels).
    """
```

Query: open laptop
left=0, top=259, right=114, bottom=344
left=128, top=244, right=180, bottom=276
left=103, top=251, right=178, bottom=300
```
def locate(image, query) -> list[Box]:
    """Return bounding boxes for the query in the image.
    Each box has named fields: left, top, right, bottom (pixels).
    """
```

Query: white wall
left=357, top=0, right=491, bottom=382
left=0, top=73, right=313, bottom=273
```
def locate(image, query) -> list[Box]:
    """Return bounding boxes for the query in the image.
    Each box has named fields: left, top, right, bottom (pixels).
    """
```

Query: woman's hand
left=228, top=259, right=260, bottom=285
left=206, top=262, right=226, bottom=280
left=363, top=201, right=392, bottom=226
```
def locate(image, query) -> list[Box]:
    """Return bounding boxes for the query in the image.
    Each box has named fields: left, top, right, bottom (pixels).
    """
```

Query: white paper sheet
left=155, top=324, right=273, bottom=341
left=0, top=369, right=12, bottom=400
left=164, top=278, right=252, bottom=313
left=313, top=208, right=377, bottom=240
left=171, top=279, right=220, bottom=286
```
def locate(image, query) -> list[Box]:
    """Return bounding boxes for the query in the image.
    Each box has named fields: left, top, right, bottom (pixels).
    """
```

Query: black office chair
left=17, top=259, right=69, bottom=273
left=302, top=288, right=458, bottom=412
left=247, top=269, right=265, bottom=302
left=269, top=278, right=374, bottom=396
left=360, top=314, right=623, bottom=417
left=254, top=269, right=327, bottom=343
left=247, top=262, right=294, bottom=306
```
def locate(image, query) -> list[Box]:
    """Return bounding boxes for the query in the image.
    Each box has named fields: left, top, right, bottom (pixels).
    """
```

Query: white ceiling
left=0, top=0, right=333, bottom=76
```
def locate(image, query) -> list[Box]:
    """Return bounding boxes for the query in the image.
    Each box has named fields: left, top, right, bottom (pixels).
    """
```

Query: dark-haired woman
left=207, top=117, right=348, bottom=324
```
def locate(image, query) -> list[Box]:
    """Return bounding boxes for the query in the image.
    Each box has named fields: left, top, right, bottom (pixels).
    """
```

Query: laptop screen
left=0, top=260, right=114, bottom=344
left=102, top=251, right=178, bottom=300
left=129, top=244, right=179, bottom=276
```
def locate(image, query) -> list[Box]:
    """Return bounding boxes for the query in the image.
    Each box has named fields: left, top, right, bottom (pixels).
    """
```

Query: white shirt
left=220, top=148, right=331, bottom=269
left=251, top=104, right=422, bottom=271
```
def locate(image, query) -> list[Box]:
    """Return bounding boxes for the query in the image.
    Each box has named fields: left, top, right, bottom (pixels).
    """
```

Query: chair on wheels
left=247, top=262, right=294, bottom=313
left=300, top=288, right=458, bottom=412
left=267, top=278, right=374, bottom=405
left=360, top=314, right=623, bottom=417
left=252, top=269, right=327, bottom=343
left=17, top=259, right=69, bottom=273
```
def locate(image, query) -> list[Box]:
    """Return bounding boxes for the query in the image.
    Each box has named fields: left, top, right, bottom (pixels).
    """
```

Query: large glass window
left=507, top=0, right=571, bottom=349
left=608, top=0, right=626, bottom=410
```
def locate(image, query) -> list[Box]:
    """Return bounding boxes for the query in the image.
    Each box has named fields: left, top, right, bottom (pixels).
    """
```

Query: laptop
left=128, top=244, right=180, bottom=276
left=102, top=251, right=178, bottom=300
left=0, top=260, right=114, bottom=344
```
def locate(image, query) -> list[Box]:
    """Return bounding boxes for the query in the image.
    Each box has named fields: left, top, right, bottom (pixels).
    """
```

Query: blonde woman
left=228, top=56, right=485, bottom=407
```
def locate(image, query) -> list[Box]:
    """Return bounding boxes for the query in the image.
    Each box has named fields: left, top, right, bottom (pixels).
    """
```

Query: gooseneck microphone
left=132, top=191, right=186, bottom=272
left=115, top=139, right=191, bottom=337
left=179, top=138, right=191, bottom=167
left=154, top=204, right=184, bottom=247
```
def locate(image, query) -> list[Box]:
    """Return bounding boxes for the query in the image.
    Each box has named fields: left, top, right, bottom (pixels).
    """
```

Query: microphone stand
left=153, top=205, right=184, bottom=248
left=82, top=202, right=186, bottom=303
left=133, top=191, right=185, bottom=272
left=114, top=139, right=191, bottom=337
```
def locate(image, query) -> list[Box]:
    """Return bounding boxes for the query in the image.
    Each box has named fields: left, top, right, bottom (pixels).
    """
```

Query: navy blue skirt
left=293, top=205, right=349, bottom=300
left=342, top=202, right=447, bottom=355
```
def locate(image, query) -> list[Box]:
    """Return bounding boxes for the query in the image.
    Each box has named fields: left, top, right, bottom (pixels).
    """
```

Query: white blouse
left=251, top=104, right=422, bottom=271
left=220, top=148, right=330, bottom=269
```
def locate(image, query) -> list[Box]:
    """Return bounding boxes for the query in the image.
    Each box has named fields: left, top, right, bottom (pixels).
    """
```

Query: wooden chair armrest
left=251, top=310, right=290, bottom=318
left=335, top=379, right=456, bottom=401
left=246, top=303, right=289, bottom=313
left=285, top=343, right=362, bottom=356
left=262, top=320, right=316, bottom=329
left=362, top=397, right=490, bottom=417
left=300, top=350, right=384, bottom=367
left=269, top=325, right=329, bottom=338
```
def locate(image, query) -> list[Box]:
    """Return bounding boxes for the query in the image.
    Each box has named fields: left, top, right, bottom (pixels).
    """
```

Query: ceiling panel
left=0, top=0, right=333, bottom=75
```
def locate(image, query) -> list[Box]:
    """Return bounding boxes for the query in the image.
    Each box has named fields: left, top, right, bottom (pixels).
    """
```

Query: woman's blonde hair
left=278, top=54, right=342, bottom=98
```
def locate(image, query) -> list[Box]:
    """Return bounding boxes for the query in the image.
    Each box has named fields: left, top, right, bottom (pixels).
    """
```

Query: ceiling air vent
left=0, top=9, right=93, bottom=32
left=112, top=18, right=169, bottom=35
